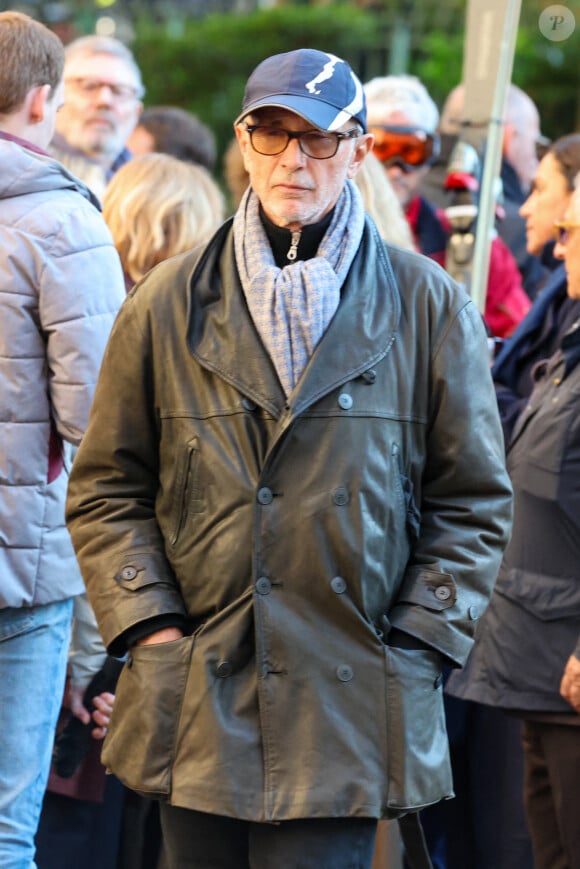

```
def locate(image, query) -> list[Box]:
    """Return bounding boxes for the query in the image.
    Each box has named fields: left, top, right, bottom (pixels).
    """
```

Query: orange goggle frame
left=370, top=125, right=440, bottom=171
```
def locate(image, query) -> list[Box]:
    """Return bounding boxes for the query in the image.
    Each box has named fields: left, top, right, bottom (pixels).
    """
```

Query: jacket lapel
left=186, top=221, right=286, bottom=417
left=186, top=218, right=400, bottom=419
left=289, top=220, right=400, bottom=416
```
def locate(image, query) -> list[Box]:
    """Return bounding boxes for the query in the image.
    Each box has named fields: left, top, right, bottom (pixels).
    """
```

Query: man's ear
left=234, top=123, right=252, bottom=172
left=28, top=84, right=51, bottom=125
left=347, top=133, right=374, bottom=180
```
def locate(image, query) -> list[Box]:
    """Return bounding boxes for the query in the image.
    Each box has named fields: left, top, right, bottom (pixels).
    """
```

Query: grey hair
left=64, top=35, right=144, bottom=97
left=364, top=75, right=439, bottom=133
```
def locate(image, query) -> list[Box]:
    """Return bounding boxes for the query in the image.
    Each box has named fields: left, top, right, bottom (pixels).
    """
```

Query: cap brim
left=235, top=94, right=352, bottom=132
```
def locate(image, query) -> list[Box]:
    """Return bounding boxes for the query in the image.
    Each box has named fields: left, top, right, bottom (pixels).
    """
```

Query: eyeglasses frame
left=244, top=123, right=361, bottom=160
left=65, top=76, right=144, bottom=102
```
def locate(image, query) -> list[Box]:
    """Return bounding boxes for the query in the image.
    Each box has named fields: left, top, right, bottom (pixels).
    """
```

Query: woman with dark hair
left=437, top=136, right=580, bottom=869
left=447, top=174, right=580, bottom=869
left=492, top=133, right=580, bottom=440
left=416, top=136, right=580, bottom=869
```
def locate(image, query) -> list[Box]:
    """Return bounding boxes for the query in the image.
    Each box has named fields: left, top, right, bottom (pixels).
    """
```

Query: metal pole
left=465, top=0, right=523, bottom=314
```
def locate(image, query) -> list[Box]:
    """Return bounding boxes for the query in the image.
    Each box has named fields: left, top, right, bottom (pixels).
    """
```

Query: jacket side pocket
left=102, top=634, right=194, bottom=797
left=385, top=645, right=453, bottom=811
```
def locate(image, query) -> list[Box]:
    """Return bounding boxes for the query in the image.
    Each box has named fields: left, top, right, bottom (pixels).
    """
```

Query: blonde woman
left=103, top=152, right=225, bottom=287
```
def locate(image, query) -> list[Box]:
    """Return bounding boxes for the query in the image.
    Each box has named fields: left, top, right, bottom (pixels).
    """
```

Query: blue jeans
left=0, top=600, right=73, bottom=869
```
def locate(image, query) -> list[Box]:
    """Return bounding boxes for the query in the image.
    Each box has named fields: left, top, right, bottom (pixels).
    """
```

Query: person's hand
left=560, top=654, right=580, bottom=713
left=69, top=683, right=116, bottom=740
left=91, top=692, right=115, bottom=740
left=136, top=627, right=184, bottom=646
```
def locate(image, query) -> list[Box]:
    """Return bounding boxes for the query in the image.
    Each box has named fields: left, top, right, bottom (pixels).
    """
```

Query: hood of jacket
left=0, top=137, right=100, bottom=209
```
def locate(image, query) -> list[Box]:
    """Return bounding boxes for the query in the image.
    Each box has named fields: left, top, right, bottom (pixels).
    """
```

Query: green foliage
left=410, top=6, right=580, bottom=138
left=511, top=25, right=580, bottom=140
left=411, top=31, right=464, bottom=107
left=129, top=1, right=580, bottom=170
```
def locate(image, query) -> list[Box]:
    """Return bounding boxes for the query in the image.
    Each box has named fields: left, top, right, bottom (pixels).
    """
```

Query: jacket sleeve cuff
left=120, top=614, right=189, bottom=651
left=389, top=566, right=480, bottom=666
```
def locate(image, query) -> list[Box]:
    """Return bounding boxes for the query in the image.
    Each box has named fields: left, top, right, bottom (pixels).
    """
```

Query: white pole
left=461, top=0, right=523, bottom=314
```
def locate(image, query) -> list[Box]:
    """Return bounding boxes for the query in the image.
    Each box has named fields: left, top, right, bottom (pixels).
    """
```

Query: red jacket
left=406, top=195, right=531, bottom=338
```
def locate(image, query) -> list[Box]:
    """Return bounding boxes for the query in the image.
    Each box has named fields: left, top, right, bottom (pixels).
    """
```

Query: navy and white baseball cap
left=235, top=48, right=367, bottom=133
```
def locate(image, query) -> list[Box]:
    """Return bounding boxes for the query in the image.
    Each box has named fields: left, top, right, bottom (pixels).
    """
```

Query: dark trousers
left=35, top=774, right=125, bottom=869
left=522, top=719, right=580, bottom=869
left=160, top=804, right=377, bottom=869
left=409, top=697, right=532, bottom=869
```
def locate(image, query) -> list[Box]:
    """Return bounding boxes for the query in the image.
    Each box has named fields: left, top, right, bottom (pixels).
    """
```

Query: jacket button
left=434, top=585, right=451, bottom=601
left=257, top=487, right=273, bottom=505
left=121, top=566, right=138, bottom=581
left=468, top=605, right=479, bottom=620
left=255, top=576, right=272, bottom=595
left=434, top=673, right=443, bottom=689
left=331, top=576, right=347, bottom=594
left=242, top=398, right=256, bottom=411
left=362, top=369, right=377, bottom=384
left=338, top=393, right=353, bottom=410
left=217, top=661, right=232, bottom=678
left=333, top=487, right=349, bottom=506
left=337, top=664, right=353, bottom=682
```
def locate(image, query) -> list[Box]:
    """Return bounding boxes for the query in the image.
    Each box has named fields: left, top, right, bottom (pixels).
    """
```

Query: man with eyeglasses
left=49, top=35, right=144, bottom=200
left=66, top=48, right=512, bottom=869
left=364, top=74, right=531, bottom=341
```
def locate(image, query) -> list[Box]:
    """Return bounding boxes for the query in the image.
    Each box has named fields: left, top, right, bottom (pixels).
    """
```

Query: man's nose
left=92, top=84, right=116, bottom=105
left=553, top=240, right=566, bottom=261
left=280, top=136, right=307, bottom=168
left=386, top=163, right=405, bottom=180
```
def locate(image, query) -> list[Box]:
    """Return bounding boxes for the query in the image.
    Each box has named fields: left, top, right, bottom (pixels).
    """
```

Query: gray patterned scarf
left=234, top=180, right=365, bottom=395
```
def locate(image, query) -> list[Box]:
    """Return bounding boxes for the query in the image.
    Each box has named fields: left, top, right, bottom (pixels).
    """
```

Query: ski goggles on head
left=370, top=125, right=440, bottom=172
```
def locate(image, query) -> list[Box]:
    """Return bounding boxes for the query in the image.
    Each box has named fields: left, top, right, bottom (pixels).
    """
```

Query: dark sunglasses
left=554, top=221, right=580, bottom=245
left=370, top=125, right=440, bottom=172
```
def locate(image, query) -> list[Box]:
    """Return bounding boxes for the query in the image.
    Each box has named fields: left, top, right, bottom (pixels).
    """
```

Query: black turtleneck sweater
left=259, top=205, right=334, bottom=268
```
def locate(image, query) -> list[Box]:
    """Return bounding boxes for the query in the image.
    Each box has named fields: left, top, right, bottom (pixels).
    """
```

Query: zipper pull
left=287, top=230, right=301, bottom=262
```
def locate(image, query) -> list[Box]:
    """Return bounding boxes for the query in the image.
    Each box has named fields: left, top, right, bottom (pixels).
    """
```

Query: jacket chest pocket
left=170, top=436, right=205, bottom=546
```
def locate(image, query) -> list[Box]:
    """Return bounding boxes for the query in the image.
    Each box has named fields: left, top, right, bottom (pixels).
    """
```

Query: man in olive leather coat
left=67, top=49, right=512, bottom=869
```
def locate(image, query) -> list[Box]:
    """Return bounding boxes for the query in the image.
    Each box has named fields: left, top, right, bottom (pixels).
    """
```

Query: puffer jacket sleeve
left=41, top=200, right=125, bottom=446
left=390, top=299, right=513, bottom=666
left=66, top=267, right=189, bottom=656
left=68, top=593, right=108, bottom=688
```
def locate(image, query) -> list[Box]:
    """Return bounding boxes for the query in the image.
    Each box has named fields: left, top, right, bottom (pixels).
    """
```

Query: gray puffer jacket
left=0, top=137, right=125, bottom=609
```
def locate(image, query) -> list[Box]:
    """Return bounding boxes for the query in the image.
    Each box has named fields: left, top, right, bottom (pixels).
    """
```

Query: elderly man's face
left=56, top=52, right=142, bottom=167
left=235, top=108, right=372, bottom=230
